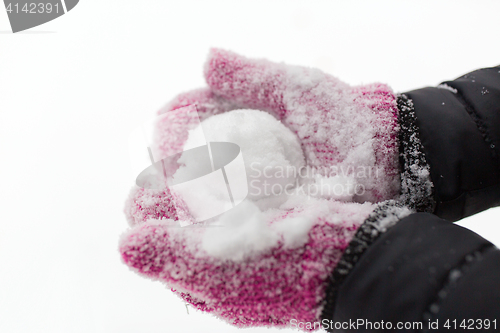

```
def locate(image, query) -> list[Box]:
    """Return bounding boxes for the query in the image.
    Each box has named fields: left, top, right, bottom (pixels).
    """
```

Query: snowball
left=183, top=109, right=306, bottom=201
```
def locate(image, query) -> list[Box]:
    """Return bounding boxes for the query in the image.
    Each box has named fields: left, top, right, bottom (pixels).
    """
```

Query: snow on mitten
left=121, top=49, right=402, bottom=329
left=204, top=48, right=400, bottom=202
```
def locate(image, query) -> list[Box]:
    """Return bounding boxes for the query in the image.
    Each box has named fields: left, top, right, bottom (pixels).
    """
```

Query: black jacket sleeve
left=328, top=213, right=500, bottom=332
left=401, top=66, right=500, bottom=221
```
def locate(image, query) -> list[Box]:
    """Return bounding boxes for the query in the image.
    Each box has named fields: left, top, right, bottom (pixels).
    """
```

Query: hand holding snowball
left=121, top=49, right=402, bottom=329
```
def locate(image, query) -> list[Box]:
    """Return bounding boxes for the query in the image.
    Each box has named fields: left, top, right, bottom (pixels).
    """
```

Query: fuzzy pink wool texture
left=121, top=49, right=400, bottom=329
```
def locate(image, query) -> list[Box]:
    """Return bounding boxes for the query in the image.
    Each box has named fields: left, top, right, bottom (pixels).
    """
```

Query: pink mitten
left=121, top=49, right=401, bottom=329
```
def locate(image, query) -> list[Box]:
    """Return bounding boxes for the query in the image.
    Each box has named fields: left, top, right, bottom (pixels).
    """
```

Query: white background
left=1, top=1, right=500, bottom=332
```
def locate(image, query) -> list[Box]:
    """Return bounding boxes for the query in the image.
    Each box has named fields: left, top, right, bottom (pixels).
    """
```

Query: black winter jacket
left=321, top=66, right=500, bottom=332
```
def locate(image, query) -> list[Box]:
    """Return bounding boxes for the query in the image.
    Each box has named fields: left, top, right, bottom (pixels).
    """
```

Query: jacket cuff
left=322, top=212, right=496, bottom=331
left=401, top=67, right=500, bottom=221
left=320, top=201, right=412, bottom=322
left=396, top=94, right=436, bottom=213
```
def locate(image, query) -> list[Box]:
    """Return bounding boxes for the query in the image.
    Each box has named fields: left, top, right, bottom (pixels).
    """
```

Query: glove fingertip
left=119, top=222, right=170, bottom=276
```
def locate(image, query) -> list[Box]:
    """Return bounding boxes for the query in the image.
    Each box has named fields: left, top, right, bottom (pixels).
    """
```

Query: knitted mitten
left=120, top=49, right=401, bottom=329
